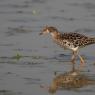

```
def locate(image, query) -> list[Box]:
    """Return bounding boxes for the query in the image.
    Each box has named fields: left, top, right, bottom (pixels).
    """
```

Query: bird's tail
left=83, top=37, right=95, bottom=46
left=91, top=37, right=95, bottom=44
left=89, top=37, right=95, bottom=44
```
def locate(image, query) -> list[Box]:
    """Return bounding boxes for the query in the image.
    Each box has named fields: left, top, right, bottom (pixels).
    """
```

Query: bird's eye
left=64, top=41, right=67, bottom=44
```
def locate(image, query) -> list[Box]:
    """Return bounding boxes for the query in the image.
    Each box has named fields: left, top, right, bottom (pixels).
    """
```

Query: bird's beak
left=39, top=32, right=43, bottom=35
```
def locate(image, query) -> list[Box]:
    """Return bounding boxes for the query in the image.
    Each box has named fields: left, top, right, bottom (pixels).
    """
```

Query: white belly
left=54, top=39, right=79, bottom=51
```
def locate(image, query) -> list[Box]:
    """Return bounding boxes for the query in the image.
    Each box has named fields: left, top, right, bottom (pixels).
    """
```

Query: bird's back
left=53, top=32, right=95, bottom=48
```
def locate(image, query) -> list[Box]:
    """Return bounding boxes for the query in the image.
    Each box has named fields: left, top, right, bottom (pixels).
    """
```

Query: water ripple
left=6, top=26, right=32, bottom=36
left=23, top=77, right=41, bottom=85
left=68, top=2, right=95, bottom=10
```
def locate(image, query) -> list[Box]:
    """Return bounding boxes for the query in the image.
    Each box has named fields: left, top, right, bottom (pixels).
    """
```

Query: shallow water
left=0, top=0, right=95, bottom=95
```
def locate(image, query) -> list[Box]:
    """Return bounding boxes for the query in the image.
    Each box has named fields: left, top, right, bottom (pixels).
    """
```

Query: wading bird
left=39, top=26, right=95, bottom=67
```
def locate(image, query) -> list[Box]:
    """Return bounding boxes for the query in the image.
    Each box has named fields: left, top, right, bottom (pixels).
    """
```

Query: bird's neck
left=50, top=31, right=60, bottom=39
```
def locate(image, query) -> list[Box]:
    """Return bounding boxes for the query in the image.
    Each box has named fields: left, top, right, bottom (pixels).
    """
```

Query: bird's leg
left=71, top=51, right=77, bottom=71
left=78, top=54, right=85, bottom=66
left=64, top=46, right=67, bottom=50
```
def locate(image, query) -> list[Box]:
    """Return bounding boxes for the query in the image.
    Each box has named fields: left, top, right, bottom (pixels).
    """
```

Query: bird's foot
left=78, top=56, right=85, bottom=70
left=78, top=55, right=85, bottom=66
left=80, top=57, right=85, bottom=67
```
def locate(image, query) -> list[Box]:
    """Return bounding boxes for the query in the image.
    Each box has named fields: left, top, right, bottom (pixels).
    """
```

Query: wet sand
left=0, top=0, right=95, bottom=95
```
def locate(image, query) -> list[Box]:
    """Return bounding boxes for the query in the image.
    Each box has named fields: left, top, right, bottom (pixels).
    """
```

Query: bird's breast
left=53, top=38, right=76, bottom=51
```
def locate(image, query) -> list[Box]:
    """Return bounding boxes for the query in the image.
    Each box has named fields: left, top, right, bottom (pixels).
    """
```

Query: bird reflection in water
left=49, top=71, right=95, bottom=93
left=41, top=67, right=95, bottom=94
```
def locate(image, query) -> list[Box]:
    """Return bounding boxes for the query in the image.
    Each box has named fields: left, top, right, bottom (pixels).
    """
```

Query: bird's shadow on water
left=40, top=66, right=95, bottom=94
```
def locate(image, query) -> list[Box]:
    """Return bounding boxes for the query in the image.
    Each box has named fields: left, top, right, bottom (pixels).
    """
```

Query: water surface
left=0, top=0, right=95, bottom=95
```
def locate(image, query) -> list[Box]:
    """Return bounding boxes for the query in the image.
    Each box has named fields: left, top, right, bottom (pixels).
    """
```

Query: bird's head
left=39, top=25, right=58, bottom=36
